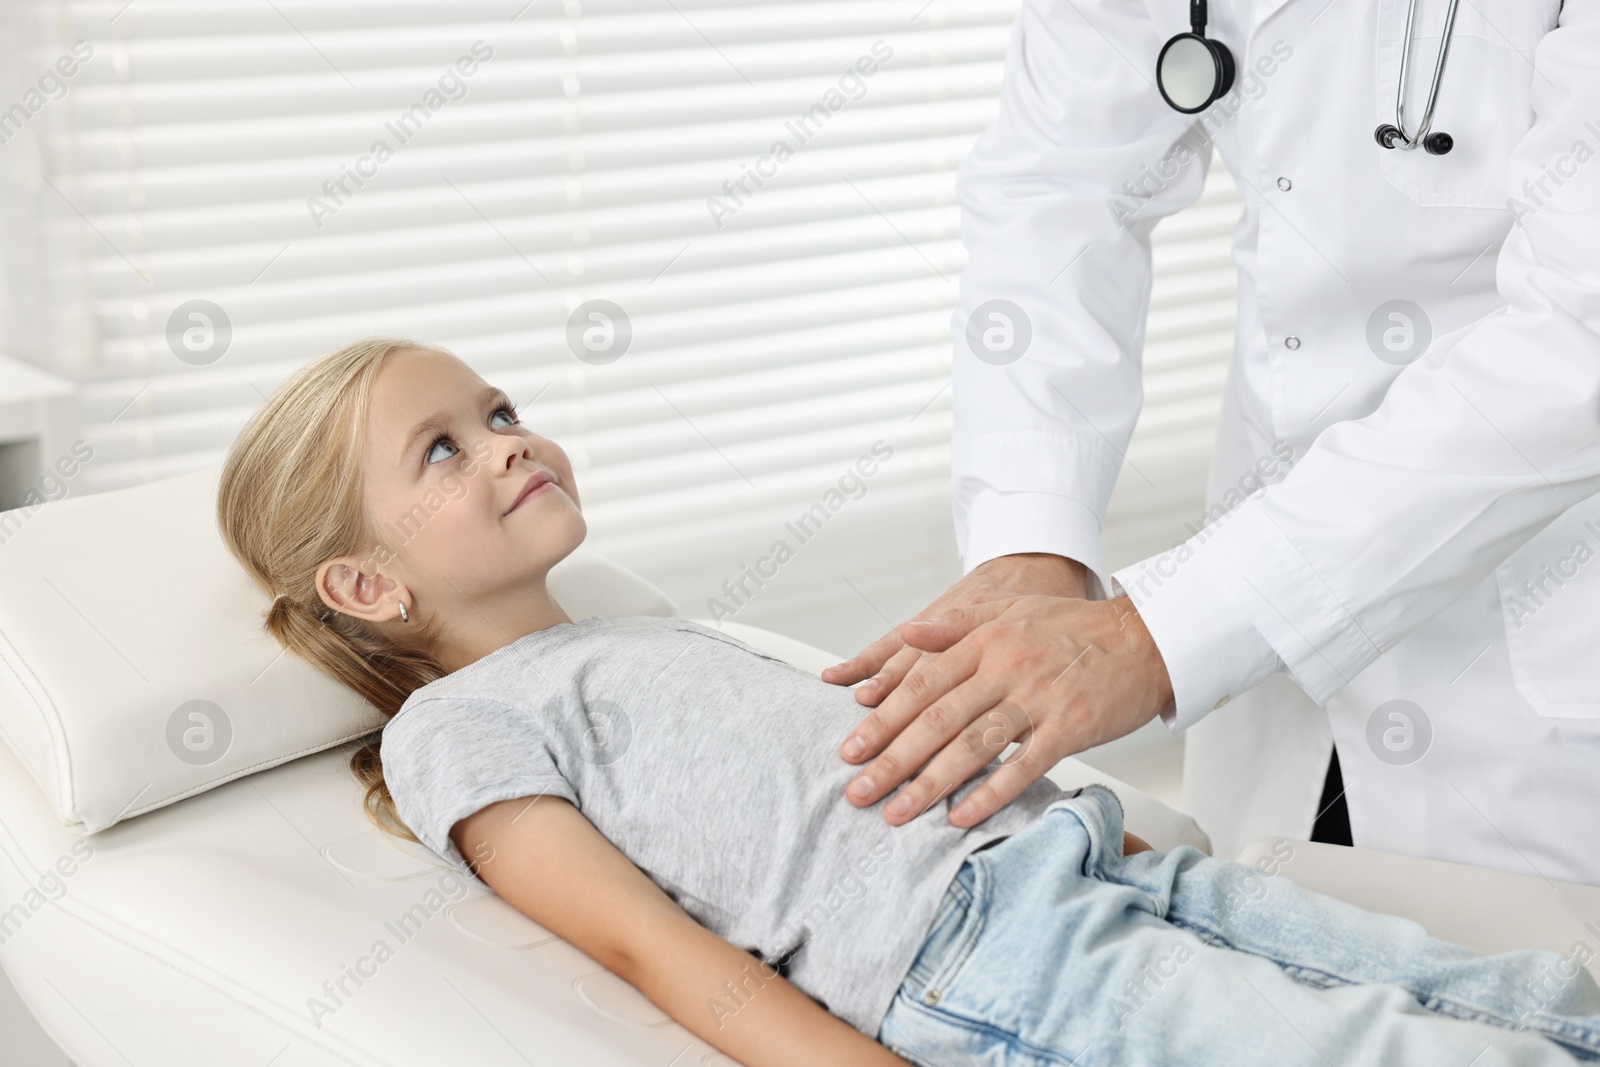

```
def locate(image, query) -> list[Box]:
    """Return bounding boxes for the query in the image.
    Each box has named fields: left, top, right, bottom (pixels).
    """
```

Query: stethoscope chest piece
left=1157, top=30, right=1236, bottom=113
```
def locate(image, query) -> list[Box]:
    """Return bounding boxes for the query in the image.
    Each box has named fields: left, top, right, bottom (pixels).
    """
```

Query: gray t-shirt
left=378, top=614, right=1071, bottom=1037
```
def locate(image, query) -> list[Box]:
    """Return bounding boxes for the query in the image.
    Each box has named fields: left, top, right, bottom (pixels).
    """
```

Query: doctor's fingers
left=842, top=635, right=982, bottom=764
left=844, top=643, right=922, bottom=708
left=835, top=598, right=1020, bottom=708
left=867, top=597, right=1165, bottom=827
left=821, top=623, right=908, bottom=688
left=899, top=597, right=1016, bottom=653
left=886, top=701, right=1040, bottom=829
left=824, top=572, right=1017, bottom=689
left=844, top=674, right=1009, bottom=821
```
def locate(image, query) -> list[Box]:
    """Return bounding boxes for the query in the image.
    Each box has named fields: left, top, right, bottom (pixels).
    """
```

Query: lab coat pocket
left=1496, top=495, right=1600, bottom=719
left=1373, top=0, right=1559, bottom=209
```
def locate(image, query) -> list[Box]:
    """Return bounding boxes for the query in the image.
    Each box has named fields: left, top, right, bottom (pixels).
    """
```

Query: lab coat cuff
left=1110, top=522, right=1283, bottom=735
left=1178, top=499, right=1380, bottom=705
left=961, top=490, right=1110, bottom=600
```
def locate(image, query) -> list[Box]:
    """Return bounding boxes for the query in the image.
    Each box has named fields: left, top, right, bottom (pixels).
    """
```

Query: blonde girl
left=217, top=338, right=1600, bottom=1067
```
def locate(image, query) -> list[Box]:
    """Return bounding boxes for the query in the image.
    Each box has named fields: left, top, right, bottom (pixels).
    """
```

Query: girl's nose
left=498, top=433, right=530, bottom=468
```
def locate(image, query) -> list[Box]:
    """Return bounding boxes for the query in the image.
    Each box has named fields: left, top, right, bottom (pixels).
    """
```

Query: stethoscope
left=1155, top=0, right=1459, bottom=156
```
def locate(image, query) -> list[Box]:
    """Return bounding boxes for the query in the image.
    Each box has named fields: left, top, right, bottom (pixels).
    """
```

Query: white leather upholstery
left=0, top=463, right=675, bottom=837
left=0, top=619, right=1202, bottom=1066
left=0, top=467, right=1207, bottom=1064
left=3, top=467, right=1591, bottom=1064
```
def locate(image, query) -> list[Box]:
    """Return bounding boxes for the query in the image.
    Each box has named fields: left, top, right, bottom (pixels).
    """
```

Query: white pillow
left=0, top=463, right=676, bottom=834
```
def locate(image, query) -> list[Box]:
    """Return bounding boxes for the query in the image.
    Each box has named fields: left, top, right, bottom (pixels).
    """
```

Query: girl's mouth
left=506, top=471, right=555, bottom=515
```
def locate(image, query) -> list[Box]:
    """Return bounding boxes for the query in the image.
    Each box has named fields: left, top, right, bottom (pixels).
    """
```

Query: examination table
left=1, top=466, right=1597, bottom=1066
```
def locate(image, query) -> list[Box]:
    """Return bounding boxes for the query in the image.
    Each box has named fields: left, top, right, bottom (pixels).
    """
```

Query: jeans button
left=923, top=988, right=942, bottom=1005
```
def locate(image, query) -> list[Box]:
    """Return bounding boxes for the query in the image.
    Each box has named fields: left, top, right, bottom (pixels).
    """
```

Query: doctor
left=823, top=0, right=1600, bottom=883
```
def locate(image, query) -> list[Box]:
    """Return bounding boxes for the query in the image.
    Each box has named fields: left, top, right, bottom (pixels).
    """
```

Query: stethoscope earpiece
left=1156, top=4, right=1236, bottom=114
left=1373, top=124, right=1453, bottom=155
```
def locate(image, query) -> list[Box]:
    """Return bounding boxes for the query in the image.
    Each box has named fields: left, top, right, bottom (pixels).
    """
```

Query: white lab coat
left=952, top=0, right=1600, bottom=881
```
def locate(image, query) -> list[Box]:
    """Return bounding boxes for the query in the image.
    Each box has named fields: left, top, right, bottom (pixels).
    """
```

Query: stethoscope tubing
left=1157, top=0, right=1462, bottom=156
left=1389, top=0, right=1462, bottom=150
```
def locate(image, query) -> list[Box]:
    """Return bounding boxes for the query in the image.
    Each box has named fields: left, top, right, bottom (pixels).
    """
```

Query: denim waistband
left=1042, top=784, right=1128, bottom=881
left=896, top=786, right=1128, bottom=1002
left=984, top=784, right=1128, bottom=881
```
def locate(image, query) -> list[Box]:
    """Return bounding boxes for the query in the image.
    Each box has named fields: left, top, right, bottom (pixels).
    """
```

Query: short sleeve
left=378, top=695, right=578, bottom=872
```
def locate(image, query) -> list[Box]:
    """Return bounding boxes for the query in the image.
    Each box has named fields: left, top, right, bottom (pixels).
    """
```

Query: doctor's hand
left=835, top=594, right=1175, bottom=828
left=821, top=552, right=1089, bottom=701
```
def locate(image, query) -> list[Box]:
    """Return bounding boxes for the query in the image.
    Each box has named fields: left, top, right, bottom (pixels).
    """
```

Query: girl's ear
left=315, top=556, right=411, bottom=625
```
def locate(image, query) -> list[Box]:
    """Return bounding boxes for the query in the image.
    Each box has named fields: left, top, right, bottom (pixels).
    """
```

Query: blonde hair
left=216, top=336, right=454, bottom=844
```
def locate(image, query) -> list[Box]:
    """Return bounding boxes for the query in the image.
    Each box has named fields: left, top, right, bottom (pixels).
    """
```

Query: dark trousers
left=1309, top=747, right=1353, bottom=846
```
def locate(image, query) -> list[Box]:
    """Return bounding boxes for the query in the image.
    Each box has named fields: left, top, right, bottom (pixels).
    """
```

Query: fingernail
left=951, top=802, right=972, bottom=823
left=858, top=676, right=880, bottom=692
left=848, top=775, right=874, bottom=798
left=887, top=794, right=913, bottom=818
left=842, top=736, right=867, bottom=760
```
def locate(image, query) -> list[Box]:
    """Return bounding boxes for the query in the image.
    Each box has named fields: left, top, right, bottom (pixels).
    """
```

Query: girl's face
left=323, top=346, right=586, bottom=644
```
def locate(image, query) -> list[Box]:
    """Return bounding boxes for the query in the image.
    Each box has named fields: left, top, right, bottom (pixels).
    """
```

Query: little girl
left=217, top=337, right=1600, bottom=1067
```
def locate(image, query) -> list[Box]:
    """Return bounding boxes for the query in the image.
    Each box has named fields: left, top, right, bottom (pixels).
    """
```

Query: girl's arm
left=452, top=795, right=915, bottom=1067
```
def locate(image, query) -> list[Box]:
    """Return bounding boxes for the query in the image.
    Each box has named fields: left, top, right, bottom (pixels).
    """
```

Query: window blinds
left=0, top=0, right=1240, bottom=652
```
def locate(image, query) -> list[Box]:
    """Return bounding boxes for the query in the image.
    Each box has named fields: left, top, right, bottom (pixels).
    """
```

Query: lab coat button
left=1277, top=176, right=1292, bottom=191
left=1284, top=336, right=1301, bottom=350
left=1213, top=695, right=1231, bottom=710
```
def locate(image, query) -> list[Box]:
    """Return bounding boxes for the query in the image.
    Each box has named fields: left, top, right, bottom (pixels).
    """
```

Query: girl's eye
left=423, top=434, right=456, bottom=465
left=424, top=405, right=521, bottom=465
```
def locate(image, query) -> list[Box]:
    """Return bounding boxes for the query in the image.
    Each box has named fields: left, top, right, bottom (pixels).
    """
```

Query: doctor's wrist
left=972, top=552, right=1088, bottom=599
left=1118, top=595, right=1176, bottom=714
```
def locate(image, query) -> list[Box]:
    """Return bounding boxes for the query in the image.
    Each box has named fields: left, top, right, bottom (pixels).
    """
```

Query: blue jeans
left=878, top=785, right=1600, bottom=1066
